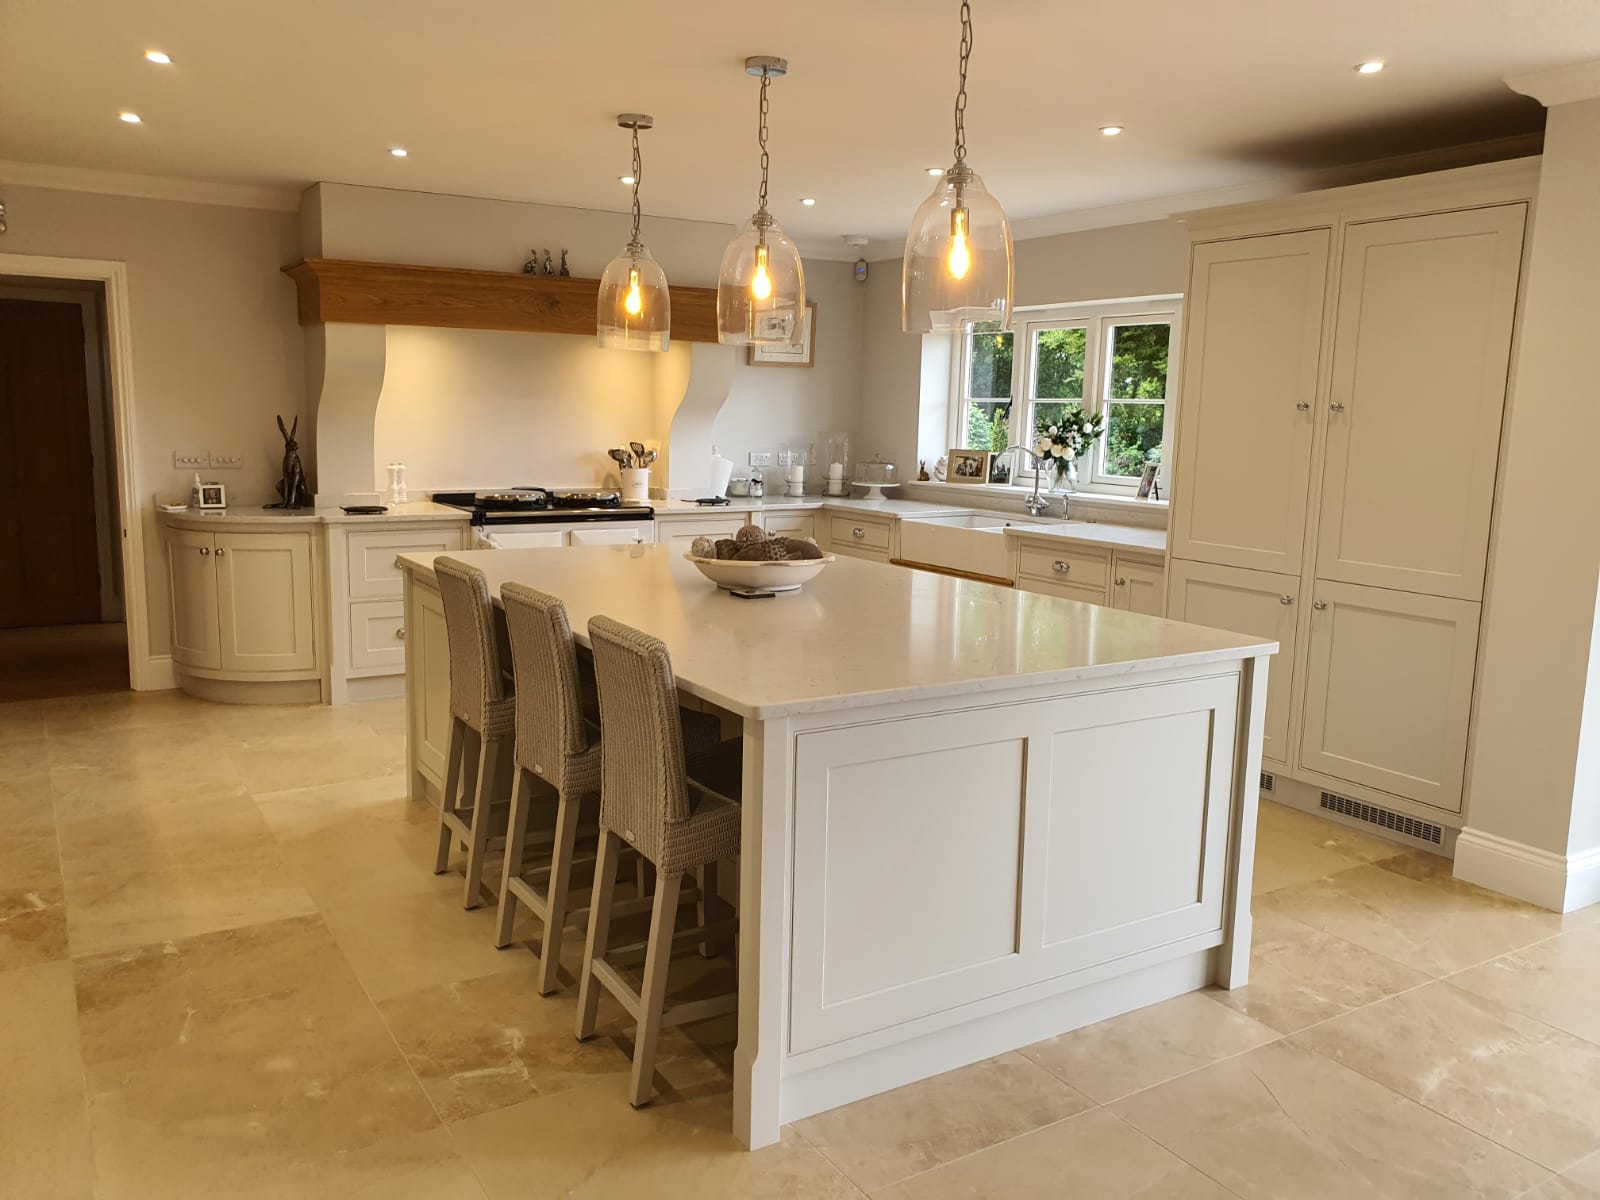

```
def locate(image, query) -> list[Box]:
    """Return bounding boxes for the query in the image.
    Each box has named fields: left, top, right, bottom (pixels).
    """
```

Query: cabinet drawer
left=347, top=528, right=463, bottom=599
left=657, top=516, right=749, bottom=546
left=1020, top=576, right=1108, bottom=606
left=1016, top=542, right=1110, bottom=589
left=829, top=516, right=891, bottom=552
left=762, top=512, right=817, bottom=540
left=349, top=599, right=408, bottom=671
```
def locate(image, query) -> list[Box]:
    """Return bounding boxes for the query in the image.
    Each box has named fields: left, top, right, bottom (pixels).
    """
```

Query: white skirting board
left=138, top=654, right=178, bottom=692
left=1454, top=827, right=1600, bottom=913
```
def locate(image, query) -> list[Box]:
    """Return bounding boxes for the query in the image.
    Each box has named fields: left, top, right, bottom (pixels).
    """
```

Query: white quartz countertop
left=157, top=502, right=469, bottom=527
left=1002, top=521, right=1168, bottom=555
left=398, top=545, right=1271, bottom=720
left=651, top=497, right=970, bottom=518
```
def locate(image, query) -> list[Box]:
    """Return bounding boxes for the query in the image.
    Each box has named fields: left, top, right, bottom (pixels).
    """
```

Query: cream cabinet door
left=165, top=529, right=221, bottom=670
left=1169, top=229, right=1330, bottom=574
left=410, top=582, right=453, bottom=788
left=1166, top=559, right=1299, bottom=769
left=214, top=531, right=316, bottom=673
left=1111, top=556, right=1165, bottom=617
left=1298, top=580, right=1479, bottom=813
left=569, top=523, right=654, bottom=546
left=1315, top=205, right=1525, bottom=601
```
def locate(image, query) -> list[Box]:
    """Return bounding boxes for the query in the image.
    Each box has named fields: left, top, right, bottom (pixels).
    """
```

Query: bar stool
left=576, top=615, right=742, bottom=1108
left=433, top=556, right=517, bottom=909
left=497, top=585, right=724, bottom=994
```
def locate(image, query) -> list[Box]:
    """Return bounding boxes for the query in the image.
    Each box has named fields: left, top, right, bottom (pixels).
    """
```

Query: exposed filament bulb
left=624, top=266, right=643, bottom=315
left=752, top=244, right=772, bottom=300
left=948, top=205, right=971, bottom=280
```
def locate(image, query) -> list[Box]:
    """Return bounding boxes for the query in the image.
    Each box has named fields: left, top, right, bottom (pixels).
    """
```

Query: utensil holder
left=621, top=468, right=650, bottom=503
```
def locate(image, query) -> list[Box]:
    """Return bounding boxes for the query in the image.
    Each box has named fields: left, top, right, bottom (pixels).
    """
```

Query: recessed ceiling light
left=144, top=50, right=171, bottom=64
left=1100, top=125, right=1125, bottom=136
left=800, top=197, right=816, bottom=206
left=619, top=174, right=636, bottom=185
left=388, top=147, right=408, bottom=157
left=119, top=111, right=142, bottom=124
left=1356, top=60, right=1385, bottom=74
left=925, top=166, right=944, bottom=176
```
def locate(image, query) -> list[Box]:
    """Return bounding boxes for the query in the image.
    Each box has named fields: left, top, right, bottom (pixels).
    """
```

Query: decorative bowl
left=684, top=552, right=836, bottom=592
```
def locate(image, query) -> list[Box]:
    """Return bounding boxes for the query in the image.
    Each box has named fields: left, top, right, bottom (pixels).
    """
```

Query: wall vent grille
left=1260, top=772, right=1275, bottom=792
left=1319, top=790, right=1443, bottom=845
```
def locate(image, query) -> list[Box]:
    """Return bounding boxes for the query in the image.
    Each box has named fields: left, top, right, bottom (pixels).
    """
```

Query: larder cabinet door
left=1166, top=559, right=1299, bottom=769
left=1169, top=229, right=1330, bottom=574
left=1112, top=557, right=1165, bottom=617
left=1298, top=580, right=1479, bottom=813
left=165, top=529, right=220, bottom=671
left=214, top=531, right=317, bottom=673
left=1315, top=205, right=1525, bottom=601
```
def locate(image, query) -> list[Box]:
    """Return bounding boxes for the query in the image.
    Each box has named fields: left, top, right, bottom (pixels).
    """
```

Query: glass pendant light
left=598, top=114, right=670, bottom=351
left=902, top=1, right=1013, bottom=334
left=717, top=56, right=806, bottom=346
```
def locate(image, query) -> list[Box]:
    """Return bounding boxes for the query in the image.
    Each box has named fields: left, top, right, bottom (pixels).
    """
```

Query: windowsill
left=902, top=479, right=1169, bottom=511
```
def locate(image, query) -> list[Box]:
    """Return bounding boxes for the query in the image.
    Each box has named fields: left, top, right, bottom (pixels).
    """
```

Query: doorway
left=0, top=279, right=129, bottom=700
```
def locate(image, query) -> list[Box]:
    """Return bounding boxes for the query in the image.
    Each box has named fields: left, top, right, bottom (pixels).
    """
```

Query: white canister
left=621, top=468, right=650, bottom=503
left=709, top=446, right=735, bottom=498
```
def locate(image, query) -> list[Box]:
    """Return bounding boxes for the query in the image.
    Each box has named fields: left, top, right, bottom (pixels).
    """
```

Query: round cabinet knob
left=1280, top=594, right=1294, bottom=605
left=1313, top=599, right=1328, bottom=610
left=1295, top=401, right=1311, bottom=412
left=215, top=548, right=226, bottom=558
left=852, top=527, right=865, bottom=539
left=198, top=546, right=210, bottom=556
left=1330, top=401, right=1347, bottom=413
left=395, top=627, right=406, bottom=640
left=1115, top=577, right=1126, bottom=587
left=1052, top=561, right=1070, bottom=574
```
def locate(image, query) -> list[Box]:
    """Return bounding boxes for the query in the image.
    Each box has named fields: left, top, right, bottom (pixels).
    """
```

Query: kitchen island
left=397, top=545, right=1275, bottom=1148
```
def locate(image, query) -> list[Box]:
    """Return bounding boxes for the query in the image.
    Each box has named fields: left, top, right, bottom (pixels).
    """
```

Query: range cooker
left=434, top=488, right=654, bottom=549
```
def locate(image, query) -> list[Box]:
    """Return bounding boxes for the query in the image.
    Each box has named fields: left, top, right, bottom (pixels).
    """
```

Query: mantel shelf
left=281, top=258, right=721, bottom=343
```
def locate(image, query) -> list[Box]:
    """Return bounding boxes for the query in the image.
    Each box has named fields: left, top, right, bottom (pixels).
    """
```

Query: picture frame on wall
left=946, top=448, right=990, bottom=484
left=1136, top=460, right=1161, bottom=500
left=748, top=302, right=817, bottom=368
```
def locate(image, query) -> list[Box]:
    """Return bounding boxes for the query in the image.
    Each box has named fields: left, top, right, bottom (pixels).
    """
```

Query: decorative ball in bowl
left=684, top=528, right=835, bottom=592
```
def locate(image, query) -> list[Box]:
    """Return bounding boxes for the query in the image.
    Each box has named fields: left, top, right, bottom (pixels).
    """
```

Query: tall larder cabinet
left=1166, top=159, right=1535, bottom=830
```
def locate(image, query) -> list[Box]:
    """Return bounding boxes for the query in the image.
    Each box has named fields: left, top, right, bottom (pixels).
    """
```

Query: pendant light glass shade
left=598, top=114, right=671, bottom=352
left=902, top=165, right=1012, bottom=333
left=902, top=1, right=1013, bottom=333
left=718, top=56, right=806, bottom=346
left=717, top=213, right=806, bottom=345
left=597, top=242, right=670, bottom=351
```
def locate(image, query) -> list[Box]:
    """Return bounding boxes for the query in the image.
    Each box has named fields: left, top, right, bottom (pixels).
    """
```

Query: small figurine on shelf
left=917, top=459, right=930, bottom=481
left=522, top=248, right=539, bottom=275
left=542, top=249, right=554, bottom=276
left=267, top=415, right=311, bottom=509
left=558, top=249, right=570, bottom=277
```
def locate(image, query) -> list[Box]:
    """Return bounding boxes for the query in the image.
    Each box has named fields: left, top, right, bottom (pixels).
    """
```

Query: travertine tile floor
left=4, top=690, right=1599, bottom=1198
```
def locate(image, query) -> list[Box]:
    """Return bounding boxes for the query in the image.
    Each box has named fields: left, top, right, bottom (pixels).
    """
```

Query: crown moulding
left=281, top=258, right=721, bottom=343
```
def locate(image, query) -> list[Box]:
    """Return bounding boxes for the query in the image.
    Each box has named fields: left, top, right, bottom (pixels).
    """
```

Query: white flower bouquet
left=1034, top=411, right=1107, bottom=472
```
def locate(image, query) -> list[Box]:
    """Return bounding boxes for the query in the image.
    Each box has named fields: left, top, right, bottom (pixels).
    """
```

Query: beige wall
left=857, top=220, right=1188, bottom=478
left=0, top=183, right=305, bottom=660
left=1468, top=97, right=1600, bottom=861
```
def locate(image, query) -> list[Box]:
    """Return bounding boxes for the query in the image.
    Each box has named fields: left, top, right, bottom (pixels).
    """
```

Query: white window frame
left=948, top=295, right=1183, bottom=496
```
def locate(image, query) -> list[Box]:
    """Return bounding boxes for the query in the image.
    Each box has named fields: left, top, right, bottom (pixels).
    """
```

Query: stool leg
left=697, top=861, right=723, bottom=958
left=461, top=734, right=501, bottom=910
left=575, top=829, right=620, bottom=1041
left=537, top=787, right=583, bottom=995
left=630, top=867, right=683, bottom=1108
left=494, top=768, right=534, bottom=948
left=434, top=717, right=465, bottom=874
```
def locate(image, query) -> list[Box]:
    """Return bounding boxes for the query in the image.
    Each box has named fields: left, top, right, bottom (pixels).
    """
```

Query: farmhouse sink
left=899, top=512, right=1075, bottom=580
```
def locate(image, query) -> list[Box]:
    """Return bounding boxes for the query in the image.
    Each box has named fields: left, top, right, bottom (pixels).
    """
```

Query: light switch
left=749, top=450, right=774, bottom=467
left=210, top=453, right=243, bottom=470
left=173, top=451, right=210, bottom=469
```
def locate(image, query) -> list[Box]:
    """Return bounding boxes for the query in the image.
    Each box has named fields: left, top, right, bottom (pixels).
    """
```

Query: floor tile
left=1019, top=991, right=1278, bottom=1103
left=56, top=794, right=316, bottom=956
left=225, top=725, right=406, bottom=794
left=0, top=830, right=70, bottom=969
left=1250, top=800, right=1408, bottom=895
left=41, top=688, right=208, bottom=737
left=1211, top=909, right=1429, bottom=1033
left=795, top=1052, right=1093, bottom=1191
left=1524, top=1152, right=1600, bottom=1198
left=452, top=1084, right=860, bottom=1199
left=871, top=1108, right=1235, bottom=1199
left=0, top=698, right=47, bottom=745
left=1259, top=860, right=1567, bottom=977
left=74, top=914, right=443, bottom=1198
left=1449, top=924, right=1600, bottom=1044
left=1113, top=1040, right=1548, bottom=1199
left=0, top=960, right=94, bottom=1199
left=1294, top=982, right=1600, bottom=1171
left=47, top=728, right=249, bottom=820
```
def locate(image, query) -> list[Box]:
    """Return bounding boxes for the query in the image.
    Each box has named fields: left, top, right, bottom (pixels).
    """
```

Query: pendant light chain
left=952, top=0, right=972, bottom=168
left=755, top=68, right=772, bottom=217
left=629, top=123, right=643, bottom=248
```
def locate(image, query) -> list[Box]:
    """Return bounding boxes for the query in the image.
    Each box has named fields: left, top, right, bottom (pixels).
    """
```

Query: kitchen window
left=949, top=296, right=1182, bottom=494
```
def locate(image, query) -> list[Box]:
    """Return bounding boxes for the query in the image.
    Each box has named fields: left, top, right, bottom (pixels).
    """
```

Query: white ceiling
left=2, top=0, right=1592, bottom=252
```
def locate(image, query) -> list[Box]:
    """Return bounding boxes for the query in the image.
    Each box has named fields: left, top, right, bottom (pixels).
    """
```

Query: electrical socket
left=173, top=451, right=209, bottom=469
left=776, top=449, right=797, bottom=467
left=209, top=453, right=243, bottom=470
left=748, top=450, right=774, bottom=468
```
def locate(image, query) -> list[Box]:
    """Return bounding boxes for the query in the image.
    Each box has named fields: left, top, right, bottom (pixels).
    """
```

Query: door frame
left=0, top=253, right=155, bottom=689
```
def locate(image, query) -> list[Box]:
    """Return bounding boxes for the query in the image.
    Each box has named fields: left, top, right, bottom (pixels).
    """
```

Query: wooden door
left=1169, top=230, right=1330, bottom=574
left=165, top=529, right=221, bottom=670
left=1299, top=579, right=1480, bottom=813
left=1112, top=557, right=1165, bottom=617
left=1315, top=205, right=1526, bottom=601
left=1166, top=558, right=1300, bottom=768
left=214, top=531, right=316, bottom=673
left=0, top=298, right=100, bottom=627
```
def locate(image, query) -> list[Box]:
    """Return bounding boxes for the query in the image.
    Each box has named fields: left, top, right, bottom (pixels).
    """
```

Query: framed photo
left=988, top=454, right=1012, bottom=485
left=946, top=448, right=990, bottom=484
left=747, top=302, right=817, bottom=368
left=1136, top=460, right=1161, bottom=500
left=198, top=482, right=227, bottom=509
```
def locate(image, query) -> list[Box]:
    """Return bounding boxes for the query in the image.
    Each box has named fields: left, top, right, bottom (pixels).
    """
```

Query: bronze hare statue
left=271, top=414, right=311, bottom=509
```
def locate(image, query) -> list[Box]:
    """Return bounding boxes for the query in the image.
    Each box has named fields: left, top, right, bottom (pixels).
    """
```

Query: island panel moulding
left=282, top=258, right=720, bottom=343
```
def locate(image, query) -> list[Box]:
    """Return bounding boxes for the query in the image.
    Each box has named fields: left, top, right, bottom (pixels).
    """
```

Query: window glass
left=961, top=321, right=1013, bottom=452
left=1102, top=323, right=1170, bottom=478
